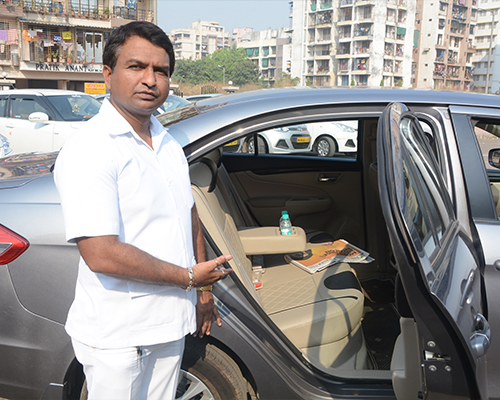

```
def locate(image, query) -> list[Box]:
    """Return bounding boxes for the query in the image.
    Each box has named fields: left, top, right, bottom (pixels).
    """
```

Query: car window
left=0, top=96, right=7, bottom=118
left=10, top=97, right=52, bottom=120
left=473, top=119, right=500, bottom=170
left=397, top=116, right=452, bottom=260
left=472, top=118, right=500, bottom=218
left=44, top=94, right=101, bottom=122
left=228, top=120, right=359, bottom=160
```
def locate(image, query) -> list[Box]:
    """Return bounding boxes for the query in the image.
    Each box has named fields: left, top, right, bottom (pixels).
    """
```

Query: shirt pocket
left=128, top=286, right=176, bottom=330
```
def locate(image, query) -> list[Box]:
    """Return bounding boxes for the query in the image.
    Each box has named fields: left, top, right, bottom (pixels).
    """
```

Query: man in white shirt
left=54, top=21, right=232, bottom=400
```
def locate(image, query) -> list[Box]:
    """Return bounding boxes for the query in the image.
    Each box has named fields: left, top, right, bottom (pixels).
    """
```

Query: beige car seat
left=190, top=150, right=369, bottom=371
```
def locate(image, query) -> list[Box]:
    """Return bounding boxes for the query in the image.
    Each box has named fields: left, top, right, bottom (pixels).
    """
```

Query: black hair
left=103, top=21, right=175, bottom=75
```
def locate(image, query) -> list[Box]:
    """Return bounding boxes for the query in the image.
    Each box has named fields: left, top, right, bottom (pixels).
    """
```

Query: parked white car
left=307, top=120, right=358, bottom=157
left=246, top=124, right=311, bottom=154
left=0, top=89, right=101, bottom=154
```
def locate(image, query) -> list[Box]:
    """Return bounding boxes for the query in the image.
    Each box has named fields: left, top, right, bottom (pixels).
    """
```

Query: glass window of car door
left=0, top=96, right=7, bottom=117
left=473, top=118, right=500, bottom=218
left=230, top=120, right=359, bottom=160
left=10, top=97, right=52, bottom=120
left=396, top=116, right=453, bottom=261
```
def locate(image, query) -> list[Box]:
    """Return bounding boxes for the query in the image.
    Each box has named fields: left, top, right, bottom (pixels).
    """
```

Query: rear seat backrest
left=189, top=161, right=262, bottom=305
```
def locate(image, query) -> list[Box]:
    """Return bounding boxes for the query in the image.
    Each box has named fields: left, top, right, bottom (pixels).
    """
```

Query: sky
left=157, top=0, right=291, bottom=33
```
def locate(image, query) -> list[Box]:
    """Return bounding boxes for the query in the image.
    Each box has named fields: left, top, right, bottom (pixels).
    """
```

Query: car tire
left=314, top=136, right=336, bottom=157
left=178, top=340, right=248, bottom=400
left=79, top=341, right=248, bottom=400
left=247, top=136, right=268, bottom=154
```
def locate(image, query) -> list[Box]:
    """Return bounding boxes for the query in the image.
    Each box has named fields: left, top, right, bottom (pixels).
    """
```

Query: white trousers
left=72, top=337, right=185, bottom=400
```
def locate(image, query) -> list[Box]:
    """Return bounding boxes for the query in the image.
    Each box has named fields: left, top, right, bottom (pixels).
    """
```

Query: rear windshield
left=45, top=94, right=101, bottom=121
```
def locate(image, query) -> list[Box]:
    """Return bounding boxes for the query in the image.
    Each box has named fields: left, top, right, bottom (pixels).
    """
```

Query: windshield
left=45, top=94, right=101, bottom=122
left=160, top=95, right=191, bottom=113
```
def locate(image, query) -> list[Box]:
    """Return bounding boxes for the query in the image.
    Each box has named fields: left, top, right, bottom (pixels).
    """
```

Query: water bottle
left=280, top=212, right=292, bottom=236
left=279, top=210, right=286, bottom=227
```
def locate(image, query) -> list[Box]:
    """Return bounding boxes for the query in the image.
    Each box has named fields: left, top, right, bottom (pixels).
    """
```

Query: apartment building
left=471, top=0, right=500, bottom=93
left=0, top=0, right=156, bottom=91
left=236, top=27, right=293, bottom=86
left=170, top=21, right=231, bottom=61
left=413, top=0, right=476, bottom=91
left=290, top=0, right=416, bottom=87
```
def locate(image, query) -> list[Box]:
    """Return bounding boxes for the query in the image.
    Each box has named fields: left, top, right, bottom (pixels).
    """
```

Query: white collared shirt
left=54, top=99, right=196, bottom=348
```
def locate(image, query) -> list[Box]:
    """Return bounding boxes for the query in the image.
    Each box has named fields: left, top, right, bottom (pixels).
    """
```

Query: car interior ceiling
left=189, top=117, right=403, bottom=380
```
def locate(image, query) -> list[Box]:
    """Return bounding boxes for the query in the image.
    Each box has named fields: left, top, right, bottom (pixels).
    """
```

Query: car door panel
left=223, top=153, right=365, bottom=248
left=379, top=102, right=488, bottom=399
left=7, top=96, right=55, bottom=154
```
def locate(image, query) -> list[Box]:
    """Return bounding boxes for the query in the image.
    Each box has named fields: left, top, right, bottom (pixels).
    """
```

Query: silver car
left=2, top=88, right=500, bottom=399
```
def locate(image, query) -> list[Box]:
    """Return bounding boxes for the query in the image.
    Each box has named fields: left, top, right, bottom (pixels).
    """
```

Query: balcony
left=311, top=11, right=332, bottom=26
left=338, top=11, right=352, bottom=23
left=317, top=34, right=332, bottom=42
left=314, top=49, right=332, bottom=58
left=20, top=0, right=153, bottom=21
left=339, top=0, right=353, bottom=6
left=336, top=46, right=351, bottom=58
left=316, top=65, right=330, bottom=74
left=353, top=25, right=372, bottom=39
left=448, top=50, right=459, bottom=63
left=319, top=1, right=332, bottom=9
left=0, top=0, right=23, bottom=17
left=452, top=7, right=467, bottom=21
left=353, top=45, right=370, bottom=56
left=338, top=31, right=352, bottom=40
left=452, top=0, right=467, bottom=8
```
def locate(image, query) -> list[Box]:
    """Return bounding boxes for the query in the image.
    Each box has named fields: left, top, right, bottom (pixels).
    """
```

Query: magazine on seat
left=284, top=239, right=374, bottom=274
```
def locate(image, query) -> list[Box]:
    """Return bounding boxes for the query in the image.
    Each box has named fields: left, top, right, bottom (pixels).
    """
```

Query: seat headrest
left=192, top=157, right=217, bottom=193
left=204, top=148, right=223, bottom=168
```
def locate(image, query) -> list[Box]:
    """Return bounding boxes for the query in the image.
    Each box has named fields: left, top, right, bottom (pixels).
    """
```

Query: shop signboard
left=84, top=82, right=106, bottom=95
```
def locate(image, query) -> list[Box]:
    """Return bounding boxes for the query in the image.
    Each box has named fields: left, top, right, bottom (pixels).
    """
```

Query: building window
left=76, top=30, right=107, bottom=63
left=0, top=21, right=17, bottom=63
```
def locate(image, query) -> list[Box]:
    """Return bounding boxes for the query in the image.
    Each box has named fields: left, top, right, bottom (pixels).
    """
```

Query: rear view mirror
left=29, top=112, right=50, bottom=124
left=489, top=149, right=500, bottom=169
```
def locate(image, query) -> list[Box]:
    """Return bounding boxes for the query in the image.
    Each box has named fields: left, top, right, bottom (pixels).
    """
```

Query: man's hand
left=192, top=254, right=233, bottom=287
left=194, top=291, right=220, bottom=338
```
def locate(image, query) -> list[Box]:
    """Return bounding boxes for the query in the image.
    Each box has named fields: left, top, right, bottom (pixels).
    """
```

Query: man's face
left=103, top=36, right=170, bottom=120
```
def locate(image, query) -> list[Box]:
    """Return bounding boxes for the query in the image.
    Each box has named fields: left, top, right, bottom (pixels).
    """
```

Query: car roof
left=159, top=87, right=500, bottom=149
left=185, top=94, right=222, bottom=100
left=0, top=89, right=90, bottom=96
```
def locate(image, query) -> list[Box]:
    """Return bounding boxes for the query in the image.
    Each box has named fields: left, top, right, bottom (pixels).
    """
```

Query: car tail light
left=0, top=225, right=29, bottom=265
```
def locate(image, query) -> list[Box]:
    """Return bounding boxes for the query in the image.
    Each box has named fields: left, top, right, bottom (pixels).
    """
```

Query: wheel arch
left=62, top=357, right=85, bottom=400
left=313, top=133, right=338, bottom=148
left=185, top=334, right=258, bottom=399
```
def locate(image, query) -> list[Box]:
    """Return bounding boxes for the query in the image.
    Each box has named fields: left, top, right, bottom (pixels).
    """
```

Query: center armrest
left=238, top=226, right=306, bottom=255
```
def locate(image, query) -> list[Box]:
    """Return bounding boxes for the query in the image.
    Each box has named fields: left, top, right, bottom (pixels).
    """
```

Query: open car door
left=378, top=103, right=490, bottom=399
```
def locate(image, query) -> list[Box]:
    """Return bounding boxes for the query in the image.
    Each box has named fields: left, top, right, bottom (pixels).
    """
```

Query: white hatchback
left=0, top=89, right=101, bottom=154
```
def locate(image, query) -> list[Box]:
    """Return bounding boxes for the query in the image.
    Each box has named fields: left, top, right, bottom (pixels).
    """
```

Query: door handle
left=460, top=270, right=475, bottom=307
left=470, top=313, right=490, bottom=358
left=5, top=123, right=14, bottom=128
left=318, top=173, right=338, bottom=182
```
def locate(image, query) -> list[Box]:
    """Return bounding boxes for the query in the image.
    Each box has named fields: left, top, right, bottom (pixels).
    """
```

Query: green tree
left=172, top=46, right=260, bottom=86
